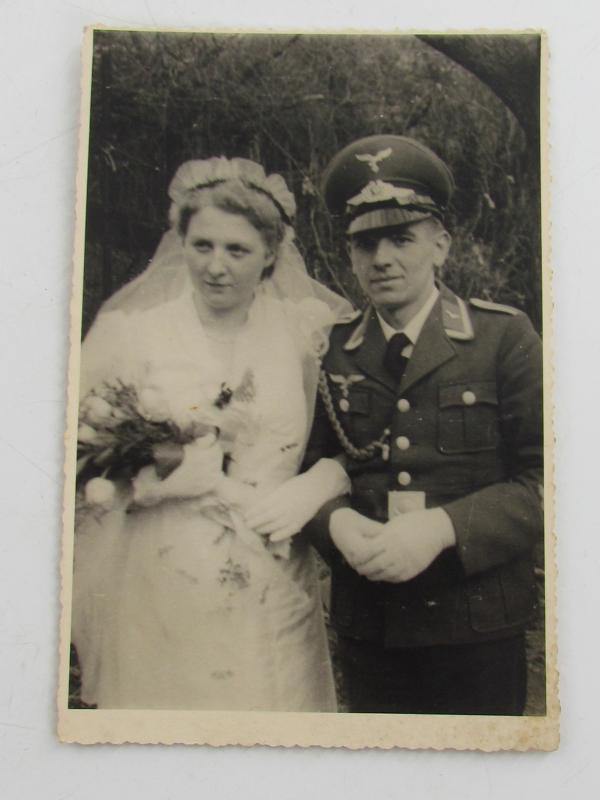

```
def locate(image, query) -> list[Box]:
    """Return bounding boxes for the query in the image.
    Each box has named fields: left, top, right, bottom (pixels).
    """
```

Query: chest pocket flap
left=438, top=381, right=499, bottom=453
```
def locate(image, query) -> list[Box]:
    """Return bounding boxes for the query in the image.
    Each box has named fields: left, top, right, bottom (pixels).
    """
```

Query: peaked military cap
left=322, top=135, right=455, bottom=235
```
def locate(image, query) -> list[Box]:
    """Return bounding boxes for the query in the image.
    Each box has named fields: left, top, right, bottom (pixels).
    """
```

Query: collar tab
left=343, top=310, right=370, bottom=351
left=441, top=293, right=474, bottom=341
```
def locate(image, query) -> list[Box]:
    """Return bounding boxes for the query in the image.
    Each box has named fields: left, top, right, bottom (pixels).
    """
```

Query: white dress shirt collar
left=376, top=285, right=440, bottom=346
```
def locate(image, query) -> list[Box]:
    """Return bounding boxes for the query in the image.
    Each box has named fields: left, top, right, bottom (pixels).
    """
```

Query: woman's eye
left=228, top=245, right=249, bottom=257
left=193, top=240, right=211, bottom=252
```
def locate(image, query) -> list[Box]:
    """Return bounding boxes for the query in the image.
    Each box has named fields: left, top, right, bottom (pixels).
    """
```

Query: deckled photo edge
left=58, top=25, right=96, bottom=737
left=57, top=26, right=558, bottom=751
left=539, top=30, right=560, bottom=738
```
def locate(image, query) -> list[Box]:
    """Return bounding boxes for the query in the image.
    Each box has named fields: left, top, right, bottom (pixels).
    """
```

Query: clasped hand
left=330, top=507, right=455, bottom=583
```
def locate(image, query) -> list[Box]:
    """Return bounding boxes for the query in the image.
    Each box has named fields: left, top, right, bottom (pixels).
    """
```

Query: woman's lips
left=204, top=281, right=231, bottom=290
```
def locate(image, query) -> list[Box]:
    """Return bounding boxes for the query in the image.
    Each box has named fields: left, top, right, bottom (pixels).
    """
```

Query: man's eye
left=391, top=235, right=411, bottom=246
left=353, top=237, right=377, bottom=251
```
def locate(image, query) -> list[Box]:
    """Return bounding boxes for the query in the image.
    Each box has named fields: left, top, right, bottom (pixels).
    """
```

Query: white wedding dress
left=72, top=286, right=337, bottom=711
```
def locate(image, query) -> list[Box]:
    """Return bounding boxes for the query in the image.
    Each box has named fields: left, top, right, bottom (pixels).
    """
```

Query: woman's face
left=182, top=206, right=274, bottom=314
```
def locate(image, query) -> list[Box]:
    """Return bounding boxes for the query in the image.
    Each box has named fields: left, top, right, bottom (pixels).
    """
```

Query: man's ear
left=345, top=237, right=360, bottom=275
left=264, top=248, right=276, bottom=268
left=433, top=229, right=451, bottom=268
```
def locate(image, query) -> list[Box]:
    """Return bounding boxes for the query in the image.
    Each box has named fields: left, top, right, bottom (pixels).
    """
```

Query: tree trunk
left=417, top=34, right=541, bottom=158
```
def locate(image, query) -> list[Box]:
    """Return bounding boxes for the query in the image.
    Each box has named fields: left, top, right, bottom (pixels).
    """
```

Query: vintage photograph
left=59, top=28, right=556, bottom=748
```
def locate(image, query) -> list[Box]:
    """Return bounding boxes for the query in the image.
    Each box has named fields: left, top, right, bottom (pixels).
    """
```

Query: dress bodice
left=80, top=286, right=333, bottom=492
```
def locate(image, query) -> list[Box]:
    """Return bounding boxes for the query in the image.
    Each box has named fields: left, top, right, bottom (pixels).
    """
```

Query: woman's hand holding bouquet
left=76, top=379, right=215, bottom=513
left=131, top=433, right=223, bottom=507
left=76, top=374, right=263, bottom=538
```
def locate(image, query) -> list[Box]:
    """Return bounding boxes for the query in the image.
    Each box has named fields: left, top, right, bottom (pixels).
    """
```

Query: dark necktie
left=383, top=332, right=411, bottom=382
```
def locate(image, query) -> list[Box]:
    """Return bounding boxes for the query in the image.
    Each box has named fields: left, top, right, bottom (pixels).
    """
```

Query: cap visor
left=347, top=207, right=431, bottom=235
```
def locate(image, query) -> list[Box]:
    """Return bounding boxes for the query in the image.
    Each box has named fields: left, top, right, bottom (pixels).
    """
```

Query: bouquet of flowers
left=76, top=369, right=294, bottom=557
left=76, top=370, right=257, bottom=513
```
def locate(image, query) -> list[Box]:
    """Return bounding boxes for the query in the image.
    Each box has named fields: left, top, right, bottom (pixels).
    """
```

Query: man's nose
left=372, top=238, right=395, bottom=268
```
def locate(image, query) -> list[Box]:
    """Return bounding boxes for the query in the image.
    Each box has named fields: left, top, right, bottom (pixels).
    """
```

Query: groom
left=305, top=135, right=544, bottom=715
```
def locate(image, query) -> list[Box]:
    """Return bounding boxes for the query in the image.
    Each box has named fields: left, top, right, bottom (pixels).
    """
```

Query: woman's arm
left=243, top=457, right=351, bottom=542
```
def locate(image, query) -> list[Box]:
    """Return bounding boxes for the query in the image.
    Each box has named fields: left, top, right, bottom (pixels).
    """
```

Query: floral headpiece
left=168, top=157, right=296, bottom=224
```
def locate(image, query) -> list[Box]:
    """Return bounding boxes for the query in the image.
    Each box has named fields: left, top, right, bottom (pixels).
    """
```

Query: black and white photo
left=59, top=28, right=556, bottom=749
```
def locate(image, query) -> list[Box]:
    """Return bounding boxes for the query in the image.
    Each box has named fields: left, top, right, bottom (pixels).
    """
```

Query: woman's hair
left=173, top=180, right=287, bottom=256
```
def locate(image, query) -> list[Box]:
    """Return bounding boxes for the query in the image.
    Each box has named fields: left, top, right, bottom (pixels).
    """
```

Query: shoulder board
left=469, top=298, right=520, bottom=316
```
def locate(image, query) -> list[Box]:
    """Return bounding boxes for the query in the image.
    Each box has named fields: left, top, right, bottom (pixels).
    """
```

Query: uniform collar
left=344, top=282, right=474, bottom=352
left=375, top=286, right=439, bottom=345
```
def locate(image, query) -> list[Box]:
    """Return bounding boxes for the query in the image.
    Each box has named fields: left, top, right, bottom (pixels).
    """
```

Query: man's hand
left=356, top=508, right=456, bottom=583
left=329, top=507, right=384, bottom=570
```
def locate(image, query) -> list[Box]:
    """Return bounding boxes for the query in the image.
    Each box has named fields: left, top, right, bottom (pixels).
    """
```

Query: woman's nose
left=205, top=250, right=227, bottom=275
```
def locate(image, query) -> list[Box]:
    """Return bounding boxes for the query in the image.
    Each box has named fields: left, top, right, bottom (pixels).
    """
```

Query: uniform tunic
left=305, top=282, right=544, bottom=651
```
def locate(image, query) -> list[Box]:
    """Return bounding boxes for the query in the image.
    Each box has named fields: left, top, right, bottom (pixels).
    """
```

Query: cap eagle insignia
left=355, top=147, right=393, bottom=174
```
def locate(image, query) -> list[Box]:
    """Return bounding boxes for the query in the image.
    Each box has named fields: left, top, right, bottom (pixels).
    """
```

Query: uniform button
left=397, top=471, right=412, bottom=487
left=397, top=398, right=410, bottom=413
left=462, top=390, right=476, bottom=406
left=339, top=398, right=350, bottom=412
left=395, top=436, right=410, bottom=451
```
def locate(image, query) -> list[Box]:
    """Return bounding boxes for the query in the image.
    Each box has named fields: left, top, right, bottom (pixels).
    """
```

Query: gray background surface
left=0, top=0, right=595, bottom=796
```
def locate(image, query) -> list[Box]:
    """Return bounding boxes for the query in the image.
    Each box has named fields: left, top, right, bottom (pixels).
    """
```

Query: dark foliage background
left=81, top=31, right=542, bottom=336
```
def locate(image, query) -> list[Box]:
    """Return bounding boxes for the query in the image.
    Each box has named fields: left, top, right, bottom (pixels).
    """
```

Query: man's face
left=348, top=219, right=450, bottom=321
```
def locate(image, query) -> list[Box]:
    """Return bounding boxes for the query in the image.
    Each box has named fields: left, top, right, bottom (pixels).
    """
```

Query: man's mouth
left=370, top=275, right=403, bottom=286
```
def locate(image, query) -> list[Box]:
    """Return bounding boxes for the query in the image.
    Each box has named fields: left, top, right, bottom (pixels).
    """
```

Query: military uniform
left=306, top=133, right=544, bottom=714
left=306, top=285, right=543, bottom=649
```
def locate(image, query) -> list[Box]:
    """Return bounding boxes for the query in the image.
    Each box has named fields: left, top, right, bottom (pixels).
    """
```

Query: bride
left=72, top=157, right=352, bottom=711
